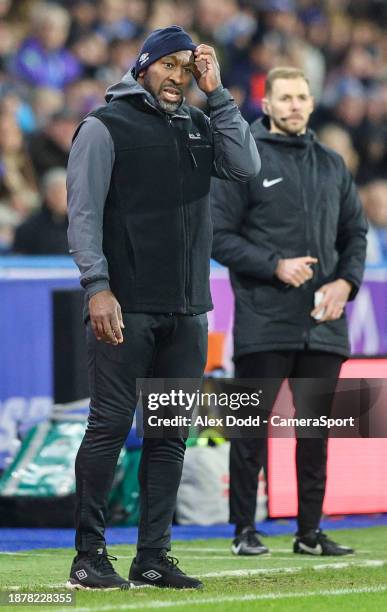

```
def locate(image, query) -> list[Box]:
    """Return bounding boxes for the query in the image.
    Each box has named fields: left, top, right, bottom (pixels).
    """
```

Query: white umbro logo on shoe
left=263, top=177, right=283, bottom=188
left=142, top=570, right=162, bottom=581
left=75, top=569, right=88, bottom=580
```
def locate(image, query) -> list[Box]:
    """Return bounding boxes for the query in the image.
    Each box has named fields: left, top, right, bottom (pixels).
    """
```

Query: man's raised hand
left=193, top=44, right=221, bottom=94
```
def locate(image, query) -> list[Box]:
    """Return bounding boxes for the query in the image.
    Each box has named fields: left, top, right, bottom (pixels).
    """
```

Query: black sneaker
left=231, top=527, right=269, bottom=556
left=129, top=551, right=203, bottom=589
left=66, top=546, right=131, bottom=590
left=293, top=529, right=354, bottom=556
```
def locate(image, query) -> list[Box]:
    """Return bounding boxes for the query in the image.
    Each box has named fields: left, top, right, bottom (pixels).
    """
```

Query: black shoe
left=231, top=527, right=269, bottom=556
left=66, top=546, right=131, bottom=590
left=129, top=551, right=203, bottom=589
left=293, top=529, right=354, bottom=556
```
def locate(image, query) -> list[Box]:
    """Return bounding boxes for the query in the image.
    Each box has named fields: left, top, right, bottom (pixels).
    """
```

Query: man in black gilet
left=66, top=25, right=260, bottom=590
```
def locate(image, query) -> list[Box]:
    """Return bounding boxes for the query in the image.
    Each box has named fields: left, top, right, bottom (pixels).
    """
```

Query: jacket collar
left=251, top=115, right=315, bottom=148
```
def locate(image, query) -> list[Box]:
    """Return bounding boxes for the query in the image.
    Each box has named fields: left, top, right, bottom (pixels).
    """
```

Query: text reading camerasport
left=146, top=415, right=355, bottom=428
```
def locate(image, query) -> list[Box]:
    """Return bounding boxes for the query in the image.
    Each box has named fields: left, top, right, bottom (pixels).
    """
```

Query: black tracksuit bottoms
left=230, top=350, right=344, bottom=536
left=74, top=312, right=208, bottom=554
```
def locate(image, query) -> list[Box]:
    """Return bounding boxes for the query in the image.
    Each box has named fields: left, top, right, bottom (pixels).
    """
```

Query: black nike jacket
left=211, top=116, right=368, bottom=359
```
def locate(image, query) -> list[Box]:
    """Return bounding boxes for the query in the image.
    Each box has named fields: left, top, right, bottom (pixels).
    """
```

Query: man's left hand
left=193, top=44, right=221, bottom=94
left=311, top=279, right=352, bottom=323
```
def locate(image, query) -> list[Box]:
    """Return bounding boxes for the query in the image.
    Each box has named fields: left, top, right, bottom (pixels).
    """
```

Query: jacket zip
left=143, top=98, right=191, bottom=312
left=188, top=146, right=198, bottom=168
left=166, top=113, right=190, bottom=313
left=296, top=156, right=313, bottom=346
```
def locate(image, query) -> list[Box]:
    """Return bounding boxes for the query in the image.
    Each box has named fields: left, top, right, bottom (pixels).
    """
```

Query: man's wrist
left=207, top=85, right=232, bottom=109
left=337, top=278, right=352, bottom=289
left=274, top=258, right=284, bottom=277
left=85, top=280, right=111, bottom=300
left=337, top=278, right=352, bottom=296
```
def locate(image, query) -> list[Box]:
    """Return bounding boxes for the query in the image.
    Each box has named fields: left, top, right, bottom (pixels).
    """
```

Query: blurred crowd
left=0, top=0, right=386, bottom=263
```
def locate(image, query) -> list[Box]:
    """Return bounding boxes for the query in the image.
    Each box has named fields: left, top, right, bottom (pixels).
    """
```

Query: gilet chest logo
left=189, top=132, right=201, bottom=140
left=263, top=177, right=283, bottom=188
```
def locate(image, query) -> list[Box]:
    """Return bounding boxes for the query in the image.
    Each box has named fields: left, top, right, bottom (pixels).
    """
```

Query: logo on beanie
left=139, top=52, right=150, bottom=66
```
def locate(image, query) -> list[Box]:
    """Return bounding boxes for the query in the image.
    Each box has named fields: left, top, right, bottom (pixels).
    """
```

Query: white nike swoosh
left=231, top=542, right=269, bottom=555
left=263, top=177, right=283, bottom=188
left=231, top=543, right=242, bottom=555
left=298, top=542, right=323, bottom=555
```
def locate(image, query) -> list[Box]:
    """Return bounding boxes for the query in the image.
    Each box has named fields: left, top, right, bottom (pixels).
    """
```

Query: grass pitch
left=1, top=527, right=387, bottom=611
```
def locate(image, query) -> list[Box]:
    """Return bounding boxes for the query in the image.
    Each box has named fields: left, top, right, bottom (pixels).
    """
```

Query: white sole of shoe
left=65, top=580, right=128, bottom=591
left=231, top=544, right=269, bottom=556
left=129, top=580, right=156, bottom=588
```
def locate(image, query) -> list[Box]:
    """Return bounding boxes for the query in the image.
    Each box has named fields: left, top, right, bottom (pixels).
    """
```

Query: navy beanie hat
left=134, top=25, right=197, bottom=77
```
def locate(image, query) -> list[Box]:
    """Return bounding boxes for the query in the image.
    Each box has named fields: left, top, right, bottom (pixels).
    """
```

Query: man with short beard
left=66, top=25, right=260, bottom=590
left=211, top=66, right=367, bottom=558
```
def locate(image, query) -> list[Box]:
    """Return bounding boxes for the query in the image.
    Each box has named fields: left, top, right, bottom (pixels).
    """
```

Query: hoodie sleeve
left=206, top=86, right=261, bottom=182
left=67, top=116, right=115, bottom=298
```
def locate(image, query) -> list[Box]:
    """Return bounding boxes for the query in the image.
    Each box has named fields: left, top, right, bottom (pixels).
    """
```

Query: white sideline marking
left=0, top=552, right=276, bottom=561
left=174, top=547, right=230, bottom=552
left=0, top=549, right=372, bottom=558
left=53, top=585, right=387, bottom=611
left=174, top=547, right=371, bottom=554
left=313, top=560, right=382, bottom=571
left=275, top=548, right=371, bottom=554
left=7, top=584, right=65, bottom=590
left=4, top=559, right=384, bottom=590
left=121, top=555, right=368, bottom=562
left=171, top=555, right=370, bottom=562
left=0, top=552, right=62, bottom=557
left=199, top=559, right=384, bottom=578
left=0, top=551, right=336, bottom=561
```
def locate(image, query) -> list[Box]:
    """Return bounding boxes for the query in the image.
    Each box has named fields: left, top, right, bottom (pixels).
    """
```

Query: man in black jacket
left=66, top=26, right=260, bottom=590
left=211, top=67, right=367, bottom=558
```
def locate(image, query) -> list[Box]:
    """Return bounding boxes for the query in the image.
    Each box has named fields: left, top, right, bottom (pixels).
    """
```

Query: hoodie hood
left=105, top=69, right=147, bottom=103
left=251, top=115, right=315, bottom=148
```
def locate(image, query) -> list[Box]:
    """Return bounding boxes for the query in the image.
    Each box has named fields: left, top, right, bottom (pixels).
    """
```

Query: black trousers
left=230, top=351, right=344, bottom=535
left=75, top=312, right=207, bottom=553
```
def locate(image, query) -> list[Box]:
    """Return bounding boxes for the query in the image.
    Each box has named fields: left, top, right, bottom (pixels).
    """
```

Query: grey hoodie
left=67, top=71, right=260, bottom=299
